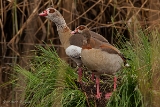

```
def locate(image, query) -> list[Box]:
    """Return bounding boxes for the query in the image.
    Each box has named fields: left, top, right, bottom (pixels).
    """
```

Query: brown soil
left=75, top=70, right=121, bottom=107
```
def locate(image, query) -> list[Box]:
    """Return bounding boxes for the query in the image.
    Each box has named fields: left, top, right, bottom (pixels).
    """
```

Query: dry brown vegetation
left=1, top=0, right=160, bottom=107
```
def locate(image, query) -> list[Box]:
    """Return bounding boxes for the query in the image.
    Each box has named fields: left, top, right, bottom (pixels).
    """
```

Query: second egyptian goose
left=39, top=7, right=110, bottom=83
left=80, top=26, right=127, bottom=99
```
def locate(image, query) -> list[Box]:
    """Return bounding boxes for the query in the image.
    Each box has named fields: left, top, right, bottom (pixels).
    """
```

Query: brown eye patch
left=49, top=9, right=55, bottom=13
left=78, top=26, right=85, bottom=30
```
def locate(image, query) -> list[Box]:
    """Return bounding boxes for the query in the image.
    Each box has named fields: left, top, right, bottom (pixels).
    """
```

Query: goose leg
left=113, top=76, right=117, bottom=91
left=91, top=73, right=95, bottom=81
left=78, top=67, right=83, bottom=84
left=95, top=75, right=101, bottom=99
left=105, top=76, right=117, bottom=99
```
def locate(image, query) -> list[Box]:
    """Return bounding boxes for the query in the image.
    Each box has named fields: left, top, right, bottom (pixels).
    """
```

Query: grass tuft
left=14, top=45, right=85, bottom=107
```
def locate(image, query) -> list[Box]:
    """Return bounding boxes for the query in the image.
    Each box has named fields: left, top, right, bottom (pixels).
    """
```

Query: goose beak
left=71, top=31, right=76, bottom=34
left=39, top=10, right=48, bottom=16
left=71, top=29, right=78, bottom=34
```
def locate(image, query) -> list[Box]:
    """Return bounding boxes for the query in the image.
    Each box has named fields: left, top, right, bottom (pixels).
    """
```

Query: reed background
left=0, top=0, right=160, bottom=107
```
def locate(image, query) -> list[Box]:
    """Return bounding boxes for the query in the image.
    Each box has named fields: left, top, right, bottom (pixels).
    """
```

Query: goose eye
left=49, top=9, right=55, bottom=13
left=79, top=26, right=85, bottom=30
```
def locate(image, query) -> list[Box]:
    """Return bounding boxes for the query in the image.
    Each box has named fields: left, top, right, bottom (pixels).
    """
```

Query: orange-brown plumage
left=82, top=44, right=92, bottom=50
left=80, top=26, right=128, bottom=99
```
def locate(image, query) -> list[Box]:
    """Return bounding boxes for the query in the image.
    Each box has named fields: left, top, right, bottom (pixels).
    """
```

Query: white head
left=39, top=7, right=66, bottom=31
left=74, top=25, right=87, bottom=33
left=71, top=25, right=89, bottom=34
left=76, top=25, right=91, bottom=44
left=77, top=25, right=87, bottom=33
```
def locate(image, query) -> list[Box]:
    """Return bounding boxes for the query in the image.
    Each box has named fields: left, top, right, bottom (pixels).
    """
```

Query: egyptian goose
left=39, top=7, right=109, bottom=83
left=80, top=26, right=128, bottom=99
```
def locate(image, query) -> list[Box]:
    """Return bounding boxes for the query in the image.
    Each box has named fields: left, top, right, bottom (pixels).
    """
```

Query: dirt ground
left=75, top=69, right=121, bottom=107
